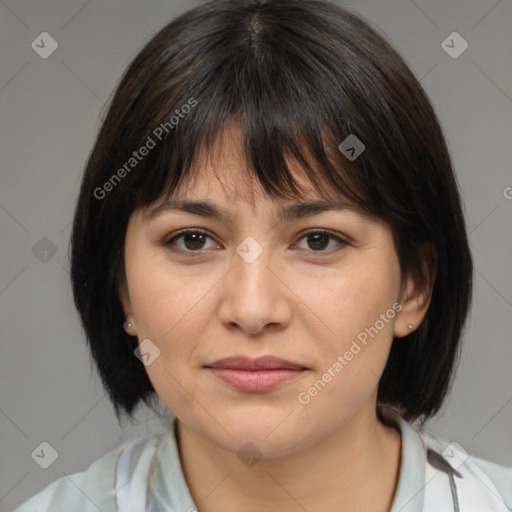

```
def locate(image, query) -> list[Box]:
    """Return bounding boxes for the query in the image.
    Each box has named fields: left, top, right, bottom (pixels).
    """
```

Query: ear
left=394, top=242, right=437, bottom=338
left=118, top=279, right=136, bottom=334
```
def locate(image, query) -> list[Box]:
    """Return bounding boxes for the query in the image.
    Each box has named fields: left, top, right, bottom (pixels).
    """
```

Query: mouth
left=205, top=355, right=309, bottom=392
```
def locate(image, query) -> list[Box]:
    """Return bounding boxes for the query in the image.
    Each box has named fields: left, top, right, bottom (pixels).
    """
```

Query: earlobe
left=123, top=320, right=136, bottom=334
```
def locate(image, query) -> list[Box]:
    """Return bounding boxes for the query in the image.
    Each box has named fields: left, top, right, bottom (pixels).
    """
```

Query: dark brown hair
left=70, top=0, right=473, bottom=423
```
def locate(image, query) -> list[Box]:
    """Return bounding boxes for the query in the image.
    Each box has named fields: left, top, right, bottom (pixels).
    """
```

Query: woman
left=15, top=0, right=511, bottom=510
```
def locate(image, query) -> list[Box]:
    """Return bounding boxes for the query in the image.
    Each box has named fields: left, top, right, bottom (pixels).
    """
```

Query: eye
left=294, top=230, right=349, bottom=253
left=162, top=228, right=349, bottom=256
left=163, top=229, right=219, bottom=254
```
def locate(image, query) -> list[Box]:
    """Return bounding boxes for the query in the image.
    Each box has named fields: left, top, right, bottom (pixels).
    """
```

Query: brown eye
left=306, top=232, right=330, bottom=251
left=182, top=232, right=207, bottom=250
left=164, top=229, right=218, bottom=255
left=295, top=230, right=348, bottom=253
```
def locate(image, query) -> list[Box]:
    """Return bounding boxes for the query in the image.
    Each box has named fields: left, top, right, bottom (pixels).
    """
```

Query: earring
left=407, top=324, right=413, bottom=329
left=124, top=321, right=133, bottom=330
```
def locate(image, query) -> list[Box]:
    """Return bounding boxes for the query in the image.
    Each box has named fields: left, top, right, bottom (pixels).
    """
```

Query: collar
left=379, top=406, right=426, bottom=512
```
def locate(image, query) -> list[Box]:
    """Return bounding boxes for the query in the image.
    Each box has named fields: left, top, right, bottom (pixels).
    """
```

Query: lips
left=205, top=355, right=308, bottom=371
left=205, top=356, right=308, bottom=392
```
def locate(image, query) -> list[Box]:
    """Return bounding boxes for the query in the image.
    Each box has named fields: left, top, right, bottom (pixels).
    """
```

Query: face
left=120, top=124, right=421, bottom=458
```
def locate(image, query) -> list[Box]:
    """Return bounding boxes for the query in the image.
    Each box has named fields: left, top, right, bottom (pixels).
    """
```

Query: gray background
left=1, top=0, right=511, bottom=510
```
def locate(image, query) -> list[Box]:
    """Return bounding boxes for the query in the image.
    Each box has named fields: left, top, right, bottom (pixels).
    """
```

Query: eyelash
left=162, top=228, right=349, bottom=257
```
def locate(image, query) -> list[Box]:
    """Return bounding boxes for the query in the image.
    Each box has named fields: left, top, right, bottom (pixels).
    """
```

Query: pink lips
left=205, top=356, right=308, bottom=392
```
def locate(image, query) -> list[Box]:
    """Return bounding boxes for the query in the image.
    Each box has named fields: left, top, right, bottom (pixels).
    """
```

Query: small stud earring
left=407, top=324, right=413, bottom=329
left=124, top=322, right=133, bottom=330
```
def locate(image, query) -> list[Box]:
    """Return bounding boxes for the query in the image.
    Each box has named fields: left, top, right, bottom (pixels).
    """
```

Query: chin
left=203, top=412, right=312, bottom=459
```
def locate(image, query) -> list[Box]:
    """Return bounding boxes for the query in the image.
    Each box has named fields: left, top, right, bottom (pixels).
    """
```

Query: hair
left=70, top=0, right=473, bottom=423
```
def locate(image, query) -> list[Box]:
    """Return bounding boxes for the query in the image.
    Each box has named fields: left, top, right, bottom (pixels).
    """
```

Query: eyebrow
left=147, top=198, right=352, bottom=223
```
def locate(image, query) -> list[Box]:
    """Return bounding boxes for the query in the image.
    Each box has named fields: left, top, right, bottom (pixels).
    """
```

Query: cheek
left=125, top=256, right=220, bottom=415
left=343, top=270, right=399, bottom=342
left=127, top=249, right=215, bottom=340
left=302, top=251, right=401, bottom=384
left=302, top=253, right=400, bottom=347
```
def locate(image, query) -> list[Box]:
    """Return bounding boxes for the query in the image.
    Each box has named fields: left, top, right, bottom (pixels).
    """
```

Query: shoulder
left=13, top=448, right=120, bottom=512
left=470, top=454, right=512, bottom=507
left=418, top=429, right=512, bottom=510
left=13, top=434, right=161, bottom=512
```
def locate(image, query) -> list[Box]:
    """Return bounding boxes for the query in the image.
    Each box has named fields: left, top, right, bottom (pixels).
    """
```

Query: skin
left=120, top=122, right=433, bottom=512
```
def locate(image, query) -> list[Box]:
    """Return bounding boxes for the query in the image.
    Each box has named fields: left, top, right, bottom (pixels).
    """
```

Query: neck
left=176, top=405, right=402, bottom=512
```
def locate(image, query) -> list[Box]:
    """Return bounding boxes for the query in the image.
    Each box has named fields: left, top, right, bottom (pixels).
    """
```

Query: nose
left=217, top=241, right=292, bottom=335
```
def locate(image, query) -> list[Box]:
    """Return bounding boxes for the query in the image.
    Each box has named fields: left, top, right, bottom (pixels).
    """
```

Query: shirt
left=13, top=407, right=512, bottom=511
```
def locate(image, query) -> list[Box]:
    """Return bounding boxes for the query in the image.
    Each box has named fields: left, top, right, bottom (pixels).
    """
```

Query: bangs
left=129, top=82, right=372, bottom=217
left=139, top=112, right=369, bottom=213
